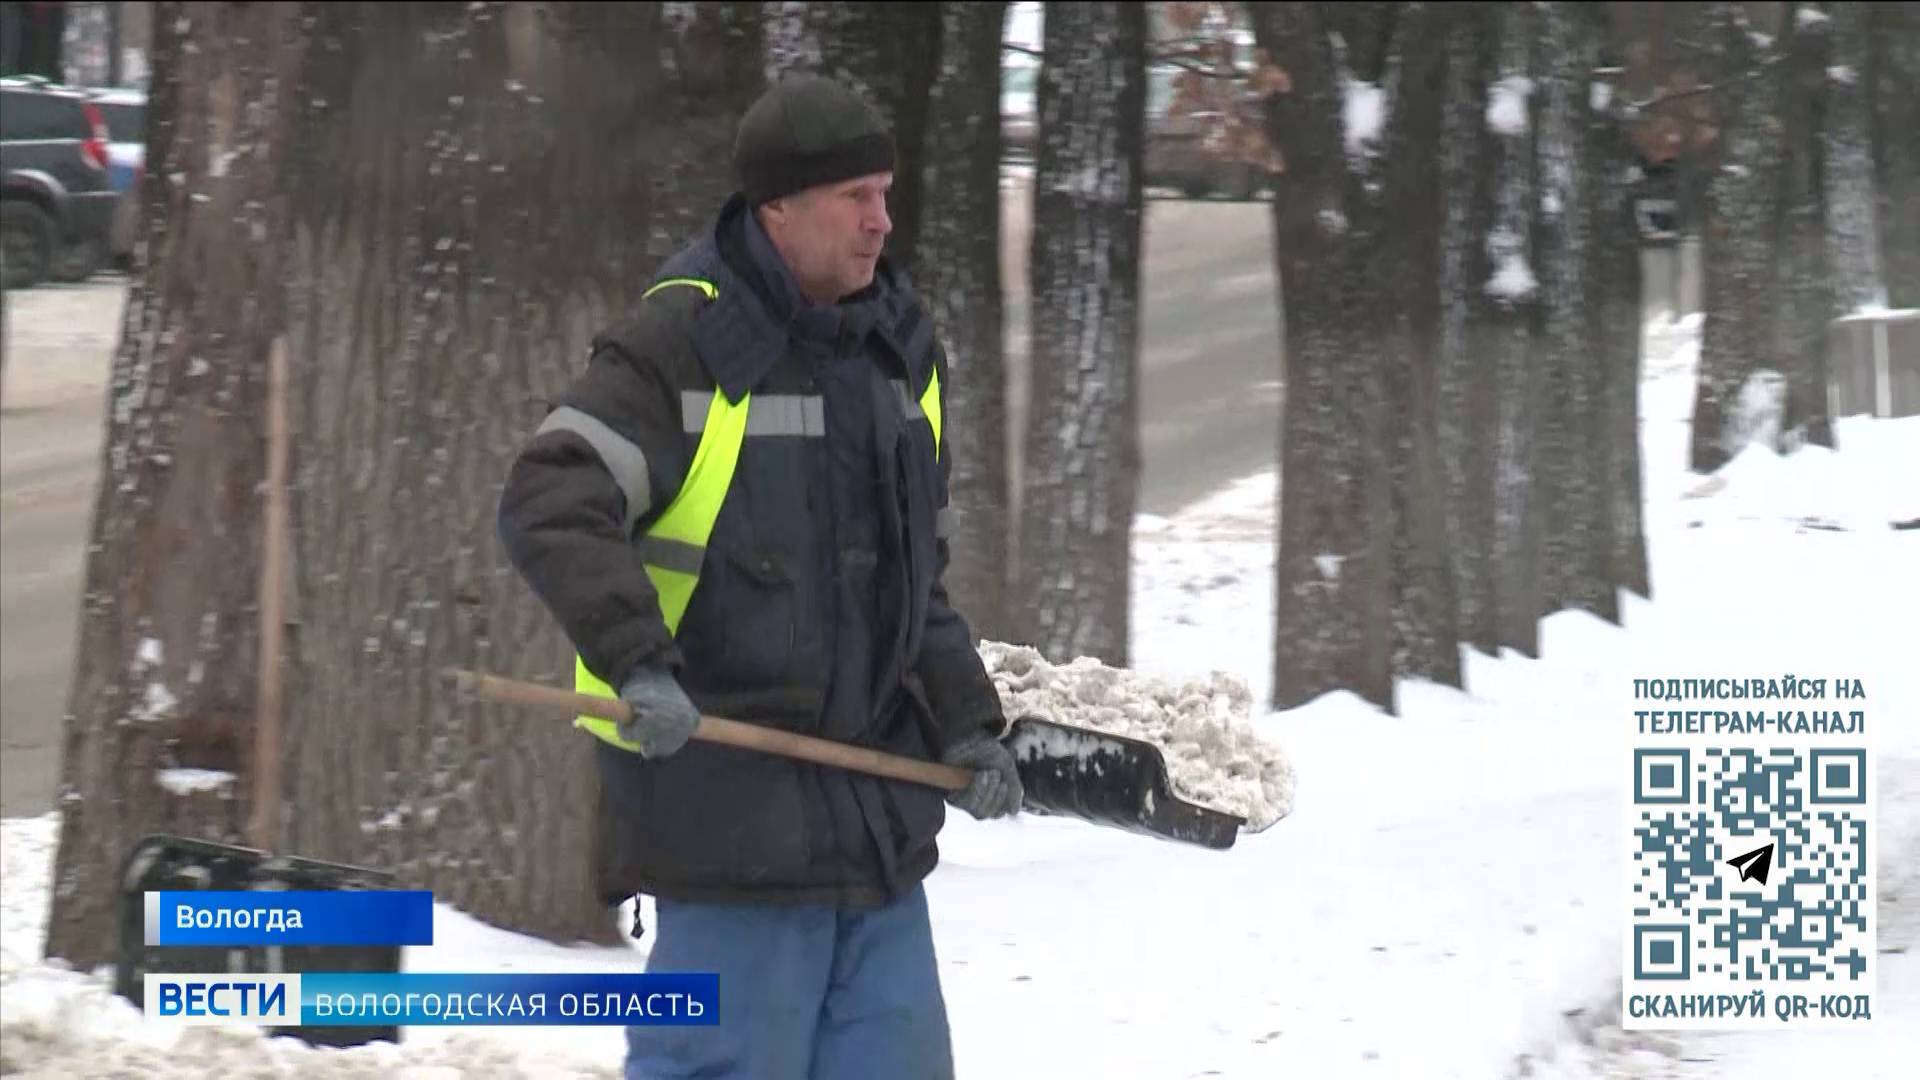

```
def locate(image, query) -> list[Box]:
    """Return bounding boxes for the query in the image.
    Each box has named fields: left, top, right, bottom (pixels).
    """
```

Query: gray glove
left=616, top=665, right=701, bottom=759
left=941, top=731, right=1023, bottom=820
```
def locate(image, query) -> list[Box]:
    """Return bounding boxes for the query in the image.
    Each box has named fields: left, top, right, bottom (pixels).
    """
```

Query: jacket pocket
left=712, top=544, right=801, bottom=693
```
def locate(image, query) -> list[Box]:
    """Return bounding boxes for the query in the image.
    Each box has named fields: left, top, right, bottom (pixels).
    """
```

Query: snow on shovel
left=1001, top=716, right=1246, bottom=849
left=441, top=668, right=1248, bottom=850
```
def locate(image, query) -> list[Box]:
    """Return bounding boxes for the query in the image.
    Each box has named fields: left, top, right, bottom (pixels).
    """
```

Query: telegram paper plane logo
left=1726, top=842, right=1774, bottom=886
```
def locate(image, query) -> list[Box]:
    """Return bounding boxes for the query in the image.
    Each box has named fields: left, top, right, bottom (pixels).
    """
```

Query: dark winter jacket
left=496, top=192, right=1005, bottom=909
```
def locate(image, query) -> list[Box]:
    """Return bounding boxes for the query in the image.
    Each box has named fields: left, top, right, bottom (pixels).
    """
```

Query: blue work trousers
left=625, top=882, right=955, bottom=1080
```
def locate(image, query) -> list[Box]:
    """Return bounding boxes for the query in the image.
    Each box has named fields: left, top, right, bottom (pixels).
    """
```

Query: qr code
left=1630, top=746, right=1870, bottom=984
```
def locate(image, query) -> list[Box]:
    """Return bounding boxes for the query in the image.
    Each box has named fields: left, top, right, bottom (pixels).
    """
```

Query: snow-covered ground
left=4, top=313, right=1916, bottom=1077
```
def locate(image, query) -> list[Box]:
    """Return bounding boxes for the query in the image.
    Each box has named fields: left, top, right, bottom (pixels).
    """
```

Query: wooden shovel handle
left=442, top=667, right=974, bottom=793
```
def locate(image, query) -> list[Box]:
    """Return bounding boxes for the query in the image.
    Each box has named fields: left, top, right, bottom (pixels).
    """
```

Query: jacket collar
left=666, top=194, right=933, bottom=402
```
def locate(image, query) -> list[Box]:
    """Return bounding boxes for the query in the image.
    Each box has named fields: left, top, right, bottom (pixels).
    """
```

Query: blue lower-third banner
left=146, top=889, right=435, bottom=946
left=143, top=972, right=720, bottom=1026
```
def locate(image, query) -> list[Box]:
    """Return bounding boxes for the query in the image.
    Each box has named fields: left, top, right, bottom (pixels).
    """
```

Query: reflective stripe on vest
left=576, top=277, right=739, bottom=750
left=899, top=367, right=943, bottom=458
left=644, top=277, right=718, bottom=301
left=922, top=365, right=943, bottom=458
left=887, top=368, right=944, bottom=458
left=575, top=383, right=748, bottom=749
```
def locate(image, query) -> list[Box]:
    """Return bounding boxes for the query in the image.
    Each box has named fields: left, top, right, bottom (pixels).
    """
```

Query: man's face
left=761, top=171, right=893, bottom=304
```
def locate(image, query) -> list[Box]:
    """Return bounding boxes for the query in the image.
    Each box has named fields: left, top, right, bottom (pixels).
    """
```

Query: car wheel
left=1, top=200, right=57, bottom=290
left=51, top=235, right=104, bottom=284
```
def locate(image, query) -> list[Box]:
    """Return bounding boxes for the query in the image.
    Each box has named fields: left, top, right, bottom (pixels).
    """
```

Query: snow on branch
left=1329, top=32, right=1387, bottom=166
left=1344, top=77, right=1385, bottom=161
left=1487, top=76, right=1534, bottom=135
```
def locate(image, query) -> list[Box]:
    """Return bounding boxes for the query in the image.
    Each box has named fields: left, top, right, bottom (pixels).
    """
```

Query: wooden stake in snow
left=249, top=336, right=290, bottom=851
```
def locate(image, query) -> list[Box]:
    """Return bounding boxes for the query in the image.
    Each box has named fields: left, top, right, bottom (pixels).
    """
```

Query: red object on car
left=79, top=100, right=109, bottom=171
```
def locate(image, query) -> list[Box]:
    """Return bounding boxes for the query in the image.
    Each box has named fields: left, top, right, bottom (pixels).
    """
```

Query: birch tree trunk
left=47, top=0, right=304, bottom=968
left=1251, top=2, right=1394, bottom=709
left=1019, top=0, right=1146, bottom=666
left=915, top=1, right=1012, bottom=642
left=1691, top=3, right=1788, bottom=473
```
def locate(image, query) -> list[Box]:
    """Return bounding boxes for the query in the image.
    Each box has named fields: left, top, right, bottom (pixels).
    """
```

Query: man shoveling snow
left=493, top=70, right=1295, bottom=1080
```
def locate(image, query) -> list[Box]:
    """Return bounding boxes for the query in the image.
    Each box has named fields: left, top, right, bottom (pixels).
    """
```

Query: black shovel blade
left=113, top=834, right=403, bottom=1049
left=1003, top=716, right=1245, bottom=850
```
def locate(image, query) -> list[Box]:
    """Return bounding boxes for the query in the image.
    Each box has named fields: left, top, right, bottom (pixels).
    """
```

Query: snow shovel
left=441, top=668, right=1245, bottom=850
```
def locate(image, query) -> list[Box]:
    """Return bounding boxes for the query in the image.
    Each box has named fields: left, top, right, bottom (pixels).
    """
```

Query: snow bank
left=979, top=642, right=1296, bottom=830
left=0, top=976, right=617, bottom=1080
left=154, top=768, right=237, bottom=796
left=1680, top=415, right=1920, bottom=532
left=1487, top=251, right=1539, bottom=300
left=1, top=812, right=628, bottom=1078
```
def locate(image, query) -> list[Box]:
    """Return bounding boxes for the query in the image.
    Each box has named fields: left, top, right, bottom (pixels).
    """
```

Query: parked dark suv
left=2, top=76, right=120, bottom=288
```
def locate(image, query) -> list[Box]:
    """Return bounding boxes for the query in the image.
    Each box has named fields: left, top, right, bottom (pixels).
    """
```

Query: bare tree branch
left=1629, top=80, right=1724, bottom=112
left=1625, top=52, right=1783, bottom=114
left=1156, top=56, right=1242, bottom=79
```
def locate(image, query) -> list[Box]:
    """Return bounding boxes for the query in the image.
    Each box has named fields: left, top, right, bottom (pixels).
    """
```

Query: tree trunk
left=1592, top=22, right=1650, bottom=603
left=1821, top=4, right=1883, bottom=312
left=109, top=1, right=124, bottom=87
left=1251, top=3, right=1394, bottom=710
left=915, top=1, right=1011, bottom=642
left=1378, top=3, right=1460, bottom=696
left=1535, top=2, right=1616, bottom=622
left=275, top=2, right=757, bottom=946
left=49, top=3, right=767, bottom=965
left=1691, top=3, right=1788, bottom=473
left=1868, top=3, right=1920, bottom=308
left=1780, top=3, right=1837, bottom=451
left=12, top=0, right=64, bottom=79
left=1436, top=4, right=1501, bottom=656
left=762, top=2, right=942, bottom=274
left=59, top=1, right=111, bottom=85
left=1485, top=2, right=1546, bottom=657
left=46, top=0, right=303, bottom=969
left=1019, top=0, right=1146, bottom=666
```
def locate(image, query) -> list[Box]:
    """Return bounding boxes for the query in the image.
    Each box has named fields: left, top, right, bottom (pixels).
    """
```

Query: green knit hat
left=734, top=75, right=896, bottom=205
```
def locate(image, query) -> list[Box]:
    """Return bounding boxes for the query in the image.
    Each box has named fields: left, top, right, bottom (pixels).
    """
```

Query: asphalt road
left=0, top=192, right=1282, bottom=818
left=1, top=280, right=123, bottom=817
left=1000, top=175, right=1283, bottom=518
